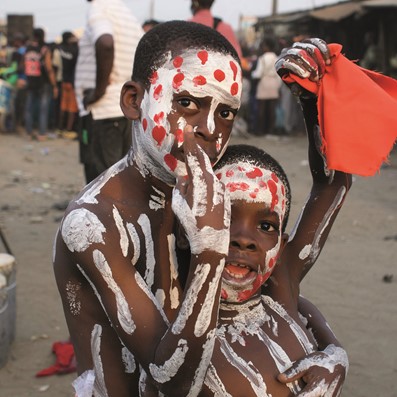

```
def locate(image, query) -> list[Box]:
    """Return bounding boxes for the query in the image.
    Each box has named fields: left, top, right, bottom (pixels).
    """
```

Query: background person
left=74, top=0, right=143, bottom=183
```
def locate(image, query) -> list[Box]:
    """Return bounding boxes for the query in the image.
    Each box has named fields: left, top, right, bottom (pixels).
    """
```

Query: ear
left=120, top=80, right=145, bottom=120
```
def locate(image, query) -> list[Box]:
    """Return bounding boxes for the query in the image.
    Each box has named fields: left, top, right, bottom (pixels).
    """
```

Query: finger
left=305, top=38, right=331, bottom=65
left=289, top=46, right=322, bottom=81
left=278, top=364, right=308, bottom=383
left=296, top=37, right=331, bottom=77
left=275, top=54, right=311, bottom=80
left=276, top=48, right=319, bottom=81
left=295, top=384, right=324, bottom=397
left=293, top=42, right=326, bottom=78
left=175, top=175, right=188, bottom=197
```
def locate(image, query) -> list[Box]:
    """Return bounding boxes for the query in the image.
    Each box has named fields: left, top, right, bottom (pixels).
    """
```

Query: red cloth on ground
left=36, top=340, right=76, bottom=377
left=282, top=43, right=397, bottom=176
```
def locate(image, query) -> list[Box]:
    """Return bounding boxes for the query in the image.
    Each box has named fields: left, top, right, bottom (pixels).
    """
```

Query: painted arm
left=272, top=39, right=351, bottom=397
left=83, top=33, right=114, bottom=108
left=275, top=38, right=353, bottom=288
left=155, top=128, right=229, bottom=396
left=278, top=296, right=348, bottom=397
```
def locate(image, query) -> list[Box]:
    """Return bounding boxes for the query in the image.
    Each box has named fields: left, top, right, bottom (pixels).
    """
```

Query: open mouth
left=222, top=262, right=258, bottom=287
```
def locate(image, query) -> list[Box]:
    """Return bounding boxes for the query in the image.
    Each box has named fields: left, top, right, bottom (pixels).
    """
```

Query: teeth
left=225, top=267, right=245, bottom=279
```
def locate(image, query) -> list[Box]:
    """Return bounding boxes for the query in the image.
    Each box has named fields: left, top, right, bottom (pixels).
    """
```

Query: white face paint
left=216, top=161, right=288, bottom=303
left=133, top=49, right=242, bottom=183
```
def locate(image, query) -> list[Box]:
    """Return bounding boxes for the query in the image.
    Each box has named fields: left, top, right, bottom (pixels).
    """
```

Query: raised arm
left=148, top=128, right=229, bottom=396
left=275, top=39, right=352, bottom=288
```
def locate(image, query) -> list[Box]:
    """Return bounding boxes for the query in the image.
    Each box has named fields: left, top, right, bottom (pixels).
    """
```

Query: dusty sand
left=0, top=131, right=396, bottom=397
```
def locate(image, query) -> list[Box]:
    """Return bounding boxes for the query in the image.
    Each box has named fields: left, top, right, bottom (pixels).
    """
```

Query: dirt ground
left=0, top=131, right=396, bottom=397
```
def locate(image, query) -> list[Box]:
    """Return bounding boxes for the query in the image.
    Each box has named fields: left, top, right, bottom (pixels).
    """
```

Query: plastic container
left=0, top=253, right=16, bottom=369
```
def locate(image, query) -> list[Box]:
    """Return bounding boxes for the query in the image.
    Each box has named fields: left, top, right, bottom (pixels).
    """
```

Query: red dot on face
left=153, top=84, right=163, bottom=100
left=197, top=50, right=209, bottom=65
left=246, top=167, right=263, bottom=179
left=172, top=72, right=185, bottom=90
left=230, top=61, right=238, bottom=80
left=164, top=153, right=177, bottom=171
left=150, top=71, right=158, bottom=85
left=173, top=56, right=183, bottom=68
left=268, top=179, right=279, bottom=211
left=271, top=173, right=279, bottom=183
left=216, top=172, right=222, bottom=180
left=193, top=75, right=207, bottom=86
left=175, top=128, right=184, bottom=144
left=230, top=82, right=239, bottom=96
left=153, top=111, right=164, bottom=125
left=249, top=191, right=257, bottom=199
left=259, top=180, right=267, bottom=188
left=142, top=118, right=148, bottom=131
left=226, top=169, right=234, bottom=177
left=214, top=69, right=225, bottom=82
left=227, top=182, right=249, bottom=192
left=152, top=125, right=166, bottom=146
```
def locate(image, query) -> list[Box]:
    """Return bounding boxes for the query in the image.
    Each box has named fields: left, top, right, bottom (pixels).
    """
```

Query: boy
left=54, top=23, right=347, bottom=396
left=54, top=20, right=242, bottom=397
left=203, top=143, right=349, bottom=396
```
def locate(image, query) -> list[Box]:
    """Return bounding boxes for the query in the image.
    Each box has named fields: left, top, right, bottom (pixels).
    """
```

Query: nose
left=194, top=129, right=221, bottom=162
left=230, top=227, right=257, bottom=252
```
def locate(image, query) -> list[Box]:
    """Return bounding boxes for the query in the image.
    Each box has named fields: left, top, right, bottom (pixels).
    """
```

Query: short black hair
left=214, top=144, right=291, bottom=232
left=195, top=0, right=215, bottom=8
left=33, top=28, right=45, bottom=44
left=131, top=20, right=240, bottom=88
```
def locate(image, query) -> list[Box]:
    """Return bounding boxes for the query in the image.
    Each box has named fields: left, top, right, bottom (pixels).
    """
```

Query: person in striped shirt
left=74, top=0, right=144, bottom=183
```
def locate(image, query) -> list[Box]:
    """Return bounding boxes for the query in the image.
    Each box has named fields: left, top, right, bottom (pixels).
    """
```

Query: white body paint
left=113, top=205, right=129, bottom=257
left=65, top=281, right=82, bottom=316
left=76, top=157, right=129, bottom=205
left=61, top=208, right=105, bottom=253
left=167, top=233, right=180, bottom=310
left=126, top=222, right=140, bottom=266
left=149, top=339, right=189, bottom=383
left=121, top=346, right=136, bottom=374
left=90, top=324, right=108, bottom=397
left=138, top=214, right=156, bottom=289
left=92, top=250, right=135, bottom=335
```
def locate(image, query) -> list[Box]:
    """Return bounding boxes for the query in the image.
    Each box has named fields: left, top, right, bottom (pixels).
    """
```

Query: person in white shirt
left=74, top=0, right=143, bottom=183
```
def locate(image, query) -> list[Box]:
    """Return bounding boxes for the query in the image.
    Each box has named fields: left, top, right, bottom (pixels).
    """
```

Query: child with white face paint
left=54, top=21, right=242, bottom=397
left=54, top=22, right=350, bottom=396
left=167, top=39, right=358, bottom=397
left=189, top=144, right=349, bottom=396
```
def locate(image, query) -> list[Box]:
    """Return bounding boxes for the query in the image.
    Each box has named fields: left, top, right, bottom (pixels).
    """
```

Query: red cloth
left=36, top=340, right=76, bottom=377
left=282, top=43, right=397, bottom=176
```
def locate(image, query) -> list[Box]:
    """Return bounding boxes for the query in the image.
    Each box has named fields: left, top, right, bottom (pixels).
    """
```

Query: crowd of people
left=1, top=0, right=396, bottom=396
left=0, top=0, right=317, bottom=149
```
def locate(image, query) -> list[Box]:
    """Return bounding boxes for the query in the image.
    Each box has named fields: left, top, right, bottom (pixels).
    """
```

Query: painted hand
left=172, top=125, right=230, bottom=255
left=275, top=38, right=331, bottom=97
left=277, top=345, right=348, bottom=397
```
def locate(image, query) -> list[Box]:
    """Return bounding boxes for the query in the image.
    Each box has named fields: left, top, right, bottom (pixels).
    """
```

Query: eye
left=177, top=98, right=199, bottom=110
left=258, top=221, right=278, bottom=233
left=219, top=109, right=237, bottom=121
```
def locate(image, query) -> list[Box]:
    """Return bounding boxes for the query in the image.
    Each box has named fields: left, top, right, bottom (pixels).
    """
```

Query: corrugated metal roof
left=362, top=0, right=397, bottom=7
left=309, top=2, right=362, bottom=21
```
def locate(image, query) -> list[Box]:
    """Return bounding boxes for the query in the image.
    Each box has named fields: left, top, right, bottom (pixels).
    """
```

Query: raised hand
left=172, top=125, right=230, bottom=256
left=278, top=345, right=348, bottom=397
left=275, top=38, right=331, bottom=82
